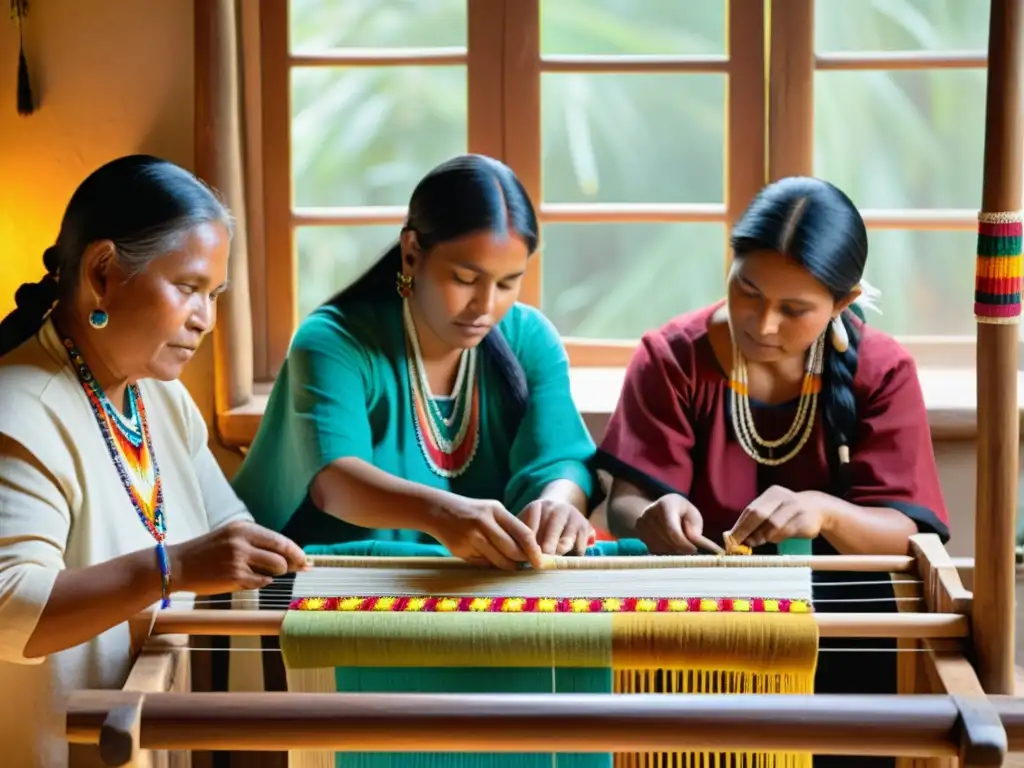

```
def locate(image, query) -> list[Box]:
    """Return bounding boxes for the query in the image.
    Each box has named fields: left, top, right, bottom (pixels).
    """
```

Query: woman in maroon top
left=597, top=176, right=949, bottom=768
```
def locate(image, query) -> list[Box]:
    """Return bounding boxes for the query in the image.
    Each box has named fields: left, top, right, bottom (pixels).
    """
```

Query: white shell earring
left=831, top=315, right=849, bottom=353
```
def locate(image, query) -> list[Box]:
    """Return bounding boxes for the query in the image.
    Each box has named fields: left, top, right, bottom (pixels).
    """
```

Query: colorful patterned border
left=289, top=595, right=812, bottom=614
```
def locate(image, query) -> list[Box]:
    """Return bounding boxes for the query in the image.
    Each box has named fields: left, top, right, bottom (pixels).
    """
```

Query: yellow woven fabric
left=610, top=613, right=818, bottom=768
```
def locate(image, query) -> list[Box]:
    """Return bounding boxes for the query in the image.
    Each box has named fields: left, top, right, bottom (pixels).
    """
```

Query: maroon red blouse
left=596, top=302, right=950, bottom=546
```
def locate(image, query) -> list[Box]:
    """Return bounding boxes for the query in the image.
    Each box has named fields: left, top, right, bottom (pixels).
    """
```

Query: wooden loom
left=63, top=0, right=1024, bottom=766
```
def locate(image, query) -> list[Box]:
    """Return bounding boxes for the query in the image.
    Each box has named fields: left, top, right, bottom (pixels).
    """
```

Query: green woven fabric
left=331, top=666, right=610, bottom=768
left=281, top=612, right=614, bottom=669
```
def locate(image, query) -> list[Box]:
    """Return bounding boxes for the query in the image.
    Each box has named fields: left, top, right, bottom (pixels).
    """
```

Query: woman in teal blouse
left=234, top=155, right=598, bottom=569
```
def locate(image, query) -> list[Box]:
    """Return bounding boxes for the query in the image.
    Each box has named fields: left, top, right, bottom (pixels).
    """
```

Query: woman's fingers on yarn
left=552, top=511, right=587, bottom=556
left=743, top=503, right=795, bottom=547
left=659, top=504, right=697, bottom=554
left=536, top=505, right=573, bottom=555
left=644, top=529, right=684, bottom=555
left=572, top=523, right=591, bottom=556
left=636, top=498, right=691, bottom=554
left=480, top=517, right=531, bottom=564
left=244, top=546, right=290, bottom=579
left=241, top=523, right=307, bottom=571
left=455, top=525, right=517, bottom=570
left=730, top=494, right=785, bottom=546
left=679, top=507, right=723, bottom=554
left=765, top=505, right=818, bottom=544
left=240, top=573, right=274, bottom=590
left=518, top=500, right=544, bottom=534
left=495, top=510, right=545, bottom=568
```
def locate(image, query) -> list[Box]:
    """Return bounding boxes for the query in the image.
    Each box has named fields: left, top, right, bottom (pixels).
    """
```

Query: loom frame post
left=973, top=0, right=1024, bottom=698
left=97, top=635, right=192, bottom=768
left=895, top=536, right=996, bottom=768
left=909, top=535, right=974, bottom=617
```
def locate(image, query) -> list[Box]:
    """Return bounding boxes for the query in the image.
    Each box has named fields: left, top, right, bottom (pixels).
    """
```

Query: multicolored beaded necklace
left=402, top=299, right=481, bottom=478
left=62, top=337, right=171, bottom=606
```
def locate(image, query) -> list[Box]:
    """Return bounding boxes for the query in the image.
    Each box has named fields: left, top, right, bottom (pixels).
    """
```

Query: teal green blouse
left=232, top=294, right=598, bottom=547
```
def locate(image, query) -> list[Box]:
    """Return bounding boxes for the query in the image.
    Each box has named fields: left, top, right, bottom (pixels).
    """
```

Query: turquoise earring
left=88, top=309, right=109, bottom=329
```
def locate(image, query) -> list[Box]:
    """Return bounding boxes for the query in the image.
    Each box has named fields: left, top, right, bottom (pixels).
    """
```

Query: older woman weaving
left=596, top=176, right=950, bottom=768
left=0, top=155, right=306, bottom=768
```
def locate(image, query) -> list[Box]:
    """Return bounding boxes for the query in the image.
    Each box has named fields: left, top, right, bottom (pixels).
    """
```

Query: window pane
left=292, top=66, right=467, bottom=208
left=860, top=229, right=976, bottom=336
left=542, top=74, right=725, bottom=204
left=815, top=0, right=990, bottom=53
left=813, top=69, right=985, bottom=209
left=290, top=0, right=466, bottom=51
left=541, top=0, right=725, bottom=55
left=296, top=226, right=399, bottom=320
left=540, top=222, right=726, bottom=338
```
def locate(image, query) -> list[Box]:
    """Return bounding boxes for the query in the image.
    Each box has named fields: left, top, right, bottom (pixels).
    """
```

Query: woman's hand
left=427, top=496, right=545, bottom=570
left=635, top=493, right=723, bottom=555
left=518, top=499, right=593, bottom=556
left=726, top=485, right=828, bottom=548
left=166, top=521, right=309, bottom=595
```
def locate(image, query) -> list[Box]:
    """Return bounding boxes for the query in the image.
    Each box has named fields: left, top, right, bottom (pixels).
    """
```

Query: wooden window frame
left=248, top=0, right=767, bottom=380
left=769, top=0, right=998, bottom=371
left=217, top=0, right=1005, bottom=447
left=255, top=0, right=507, bottom=380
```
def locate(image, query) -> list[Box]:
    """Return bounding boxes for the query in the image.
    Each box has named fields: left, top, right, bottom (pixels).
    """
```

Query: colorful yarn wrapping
left=975, top=210, right=1024, bottom=323
left=289, top=595, right=812, bottom=614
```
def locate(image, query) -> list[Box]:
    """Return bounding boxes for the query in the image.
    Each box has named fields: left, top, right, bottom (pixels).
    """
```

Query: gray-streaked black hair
left=0, top=154, right=232, bottom=357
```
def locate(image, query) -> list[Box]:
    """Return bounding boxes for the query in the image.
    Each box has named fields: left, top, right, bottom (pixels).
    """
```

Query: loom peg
left=953, top=694, right=1009, bottom=766
left=97, top=692, right=143, bottom=767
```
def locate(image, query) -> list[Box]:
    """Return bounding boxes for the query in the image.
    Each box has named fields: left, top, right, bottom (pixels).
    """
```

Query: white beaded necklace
left=728, top=332, right=825, bottom=467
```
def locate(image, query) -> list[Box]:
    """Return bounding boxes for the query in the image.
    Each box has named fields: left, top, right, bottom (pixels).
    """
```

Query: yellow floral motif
left=291, top=595, right=813, bottom=614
